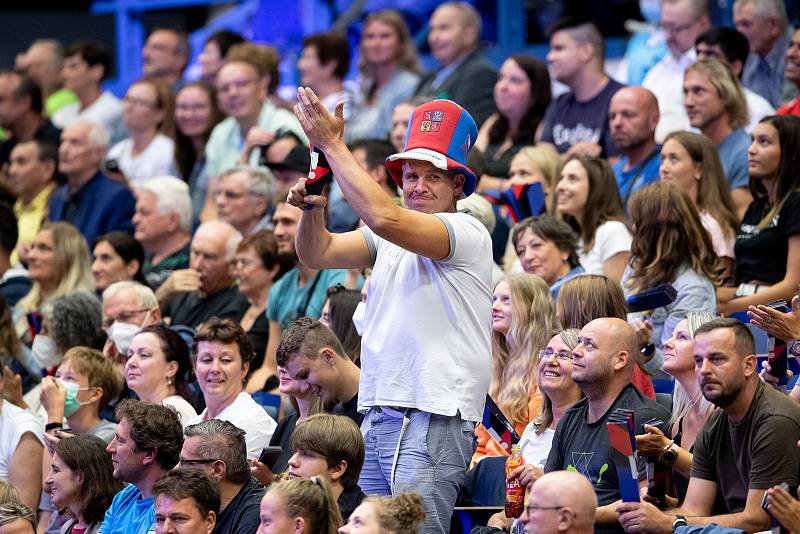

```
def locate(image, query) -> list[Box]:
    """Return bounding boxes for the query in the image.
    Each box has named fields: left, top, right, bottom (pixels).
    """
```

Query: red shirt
left=777, top=97, right=800, bottom=116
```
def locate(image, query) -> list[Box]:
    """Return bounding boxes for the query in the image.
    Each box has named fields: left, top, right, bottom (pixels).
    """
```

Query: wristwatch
left=661, top=443, right=678, bottom=466
left=672, top=515, right=688, bottom=533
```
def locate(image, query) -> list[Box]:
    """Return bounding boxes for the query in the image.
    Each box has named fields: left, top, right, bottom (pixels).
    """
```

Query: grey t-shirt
left=691, top=382, right=800, bottom=514
left=545, top=384, right=670, bottom=534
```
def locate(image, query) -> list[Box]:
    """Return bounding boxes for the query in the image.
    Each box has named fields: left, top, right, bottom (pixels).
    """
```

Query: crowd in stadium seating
left=1, top=0, right=800, bottom=533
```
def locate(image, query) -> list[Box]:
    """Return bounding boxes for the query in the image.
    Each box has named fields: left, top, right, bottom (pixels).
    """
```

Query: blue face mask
left=58, top=379, right=89, bottom=417
left=640, top=0, right=661, bottom=25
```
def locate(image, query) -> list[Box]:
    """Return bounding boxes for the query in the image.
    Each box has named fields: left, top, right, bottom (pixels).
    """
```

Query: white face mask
left=352, top=301, right=367, bottom=336
left=31, top=334, right=61, bottom=369
left=107, top=322, right=142, bottom=356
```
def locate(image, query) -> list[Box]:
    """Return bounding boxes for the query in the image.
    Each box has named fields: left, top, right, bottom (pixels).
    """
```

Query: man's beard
left=701, top=377, right=744, bottom=408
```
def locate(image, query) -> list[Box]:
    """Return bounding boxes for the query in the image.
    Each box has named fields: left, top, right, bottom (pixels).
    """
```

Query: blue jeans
left=358, top=407, right=476, bottom=534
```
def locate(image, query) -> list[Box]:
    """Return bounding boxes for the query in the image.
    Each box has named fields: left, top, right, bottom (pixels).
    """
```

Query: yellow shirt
left=12, top=181, right=56, bottom=264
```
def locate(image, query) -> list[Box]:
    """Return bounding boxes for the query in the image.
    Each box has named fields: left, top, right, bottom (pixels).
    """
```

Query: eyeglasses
left=659, top=20, right=698, bottom=34
left=123, top=96, right=158, bottom=109
left=217, top=78, right=257, bottom=94
left=539, top=349, right=573, bottom=361
left=176, top=103, right=209, bottom=113
left=179, top=457, right=216, bottom=465
left=102, top=309, right=152, bottom=330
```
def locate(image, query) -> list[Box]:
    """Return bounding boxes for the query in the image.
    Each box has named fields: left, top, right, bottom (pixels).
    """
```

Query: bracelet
left=45, top=422, right=63, bottom=432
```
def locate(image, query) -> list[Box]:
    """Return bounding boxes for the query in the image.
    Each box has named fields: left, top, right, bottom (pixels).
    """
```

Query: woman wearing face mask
left=46, top=434, right=123, bottom=534
left=126, top=325, right=197, bottom=424
left=14, top=292, right=105, bottom=403
left=91, top=231, right=146, bottom=293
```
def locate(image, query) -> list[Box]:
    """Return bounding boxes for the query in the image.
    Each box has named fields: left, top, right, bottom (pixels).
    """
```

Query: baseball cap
left=264, top=145, right=311, bottom=174
left=385, top=99, right=479, bottom=196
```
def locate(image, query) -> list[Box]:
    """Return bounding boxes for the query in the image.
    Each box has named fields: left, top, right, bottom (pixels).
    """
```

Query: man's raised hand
left=293, top=87, right=345, bottom=151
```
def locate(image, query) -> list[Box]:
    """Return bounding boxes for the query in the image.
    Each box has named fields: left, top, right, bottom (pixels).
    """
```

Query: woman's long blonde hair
left=491, top=273, right=558, bottom=426
left=670, top=312, right=717, bottom=426
left=17, top=222, right=94, bottom=314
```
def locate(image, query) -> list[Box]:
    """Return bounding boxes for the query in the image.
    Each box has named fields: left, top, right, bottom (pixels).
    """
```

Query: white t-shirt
left=744, top=88, right=775, bottom=134
left=517, top=423, right=555, bottom=467
left=163, top=395, right=198, bottom=425
left=642, top=48, right=696, bottom=141
left=51, top=91, right=127, bottom=144
left=0, top=400, right=44, bottom=479
left=700, top=211, right=735, bottom=260
left=188, top=391, right=277, bottom=459
left=577, top=220, right=632, bottom=275
left=107, top=133, right=175, bottom=186
left=358, top=211, right=493, bottom=421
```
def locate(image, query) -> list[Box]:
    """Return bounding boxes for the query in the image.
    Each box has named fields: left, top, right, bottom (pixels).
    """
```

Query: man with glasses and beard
left=617, top=318, right=800, bottom=534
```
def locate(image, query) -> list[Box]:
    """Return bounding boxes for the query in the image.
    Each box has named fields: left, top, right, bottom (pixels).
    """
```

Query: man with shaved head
left=520, top=470, right=598, bottom=534
left=609, top=87, right=661, bottom=206
left=544, top=318, right=669, bottom=534
left=617, top=318, right=800, bottom=534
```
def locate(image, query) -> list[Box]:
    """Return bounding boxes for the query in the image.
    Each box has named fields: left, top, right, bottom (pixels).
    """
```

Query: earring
left=167, top=377, right=174, bottom=385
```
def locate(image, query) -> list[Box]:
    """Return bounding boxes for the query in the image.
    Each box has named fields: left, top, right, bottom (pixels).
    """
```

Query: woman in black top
left=718, top=115, right=800, bottom=315
left=474, top=55, right=552, bottom=193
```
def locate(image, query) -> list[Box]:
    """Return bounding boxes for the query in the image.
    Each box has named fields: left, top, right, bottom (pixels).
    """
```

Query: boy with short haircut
left=277, top=317, right=362, bottom=424
left=287, top=413, right=365, bottom=522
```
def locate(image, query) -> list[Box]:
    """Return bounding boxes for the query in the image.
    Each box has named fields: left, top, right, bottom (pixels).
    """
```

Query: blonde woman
left=347, top=10, right=421, bottom=141
left=473, top=273, right=558, bottom=464
left=14, top=223, right=94, bottom=346
left=634, top=312, right=716, bottom=502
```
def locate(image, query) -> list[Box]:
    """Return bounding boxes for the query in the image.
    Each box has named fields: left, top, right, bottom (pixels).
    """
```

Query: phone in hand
left=766, top=300, right=791, bottom=386
left=258, top=446, right=282, bottom=470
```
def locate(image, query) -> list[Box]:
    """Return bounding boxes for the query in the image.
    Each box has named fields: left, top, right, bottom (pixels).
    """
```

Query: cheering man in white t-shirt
left=288, top=89, right=492, bottom=534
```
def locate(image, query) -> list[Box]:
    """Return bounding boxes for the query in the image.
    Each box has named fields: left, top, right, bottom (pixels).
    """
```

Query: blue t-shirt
left=540, top=78, right=625, bottom=158
left=612, top=147, right=661, bottom=206
left=717, top=129, right=750, bottom=189
left=99, top=485, right=155, bottom=534
left=266, top=267, right=358, bottom=330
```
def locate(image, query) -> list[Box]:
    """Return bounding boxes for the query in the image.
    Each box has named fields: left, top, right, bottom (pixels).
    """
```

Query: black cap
left=265, top=145, right=311, bottom=174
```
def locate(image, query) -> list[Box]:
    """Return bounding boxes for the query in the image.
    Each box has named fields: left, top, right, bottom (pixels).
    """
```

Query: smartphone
left=258, top=446, right=282, bottom=470
left=766, top=300, right=791, bottom=386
